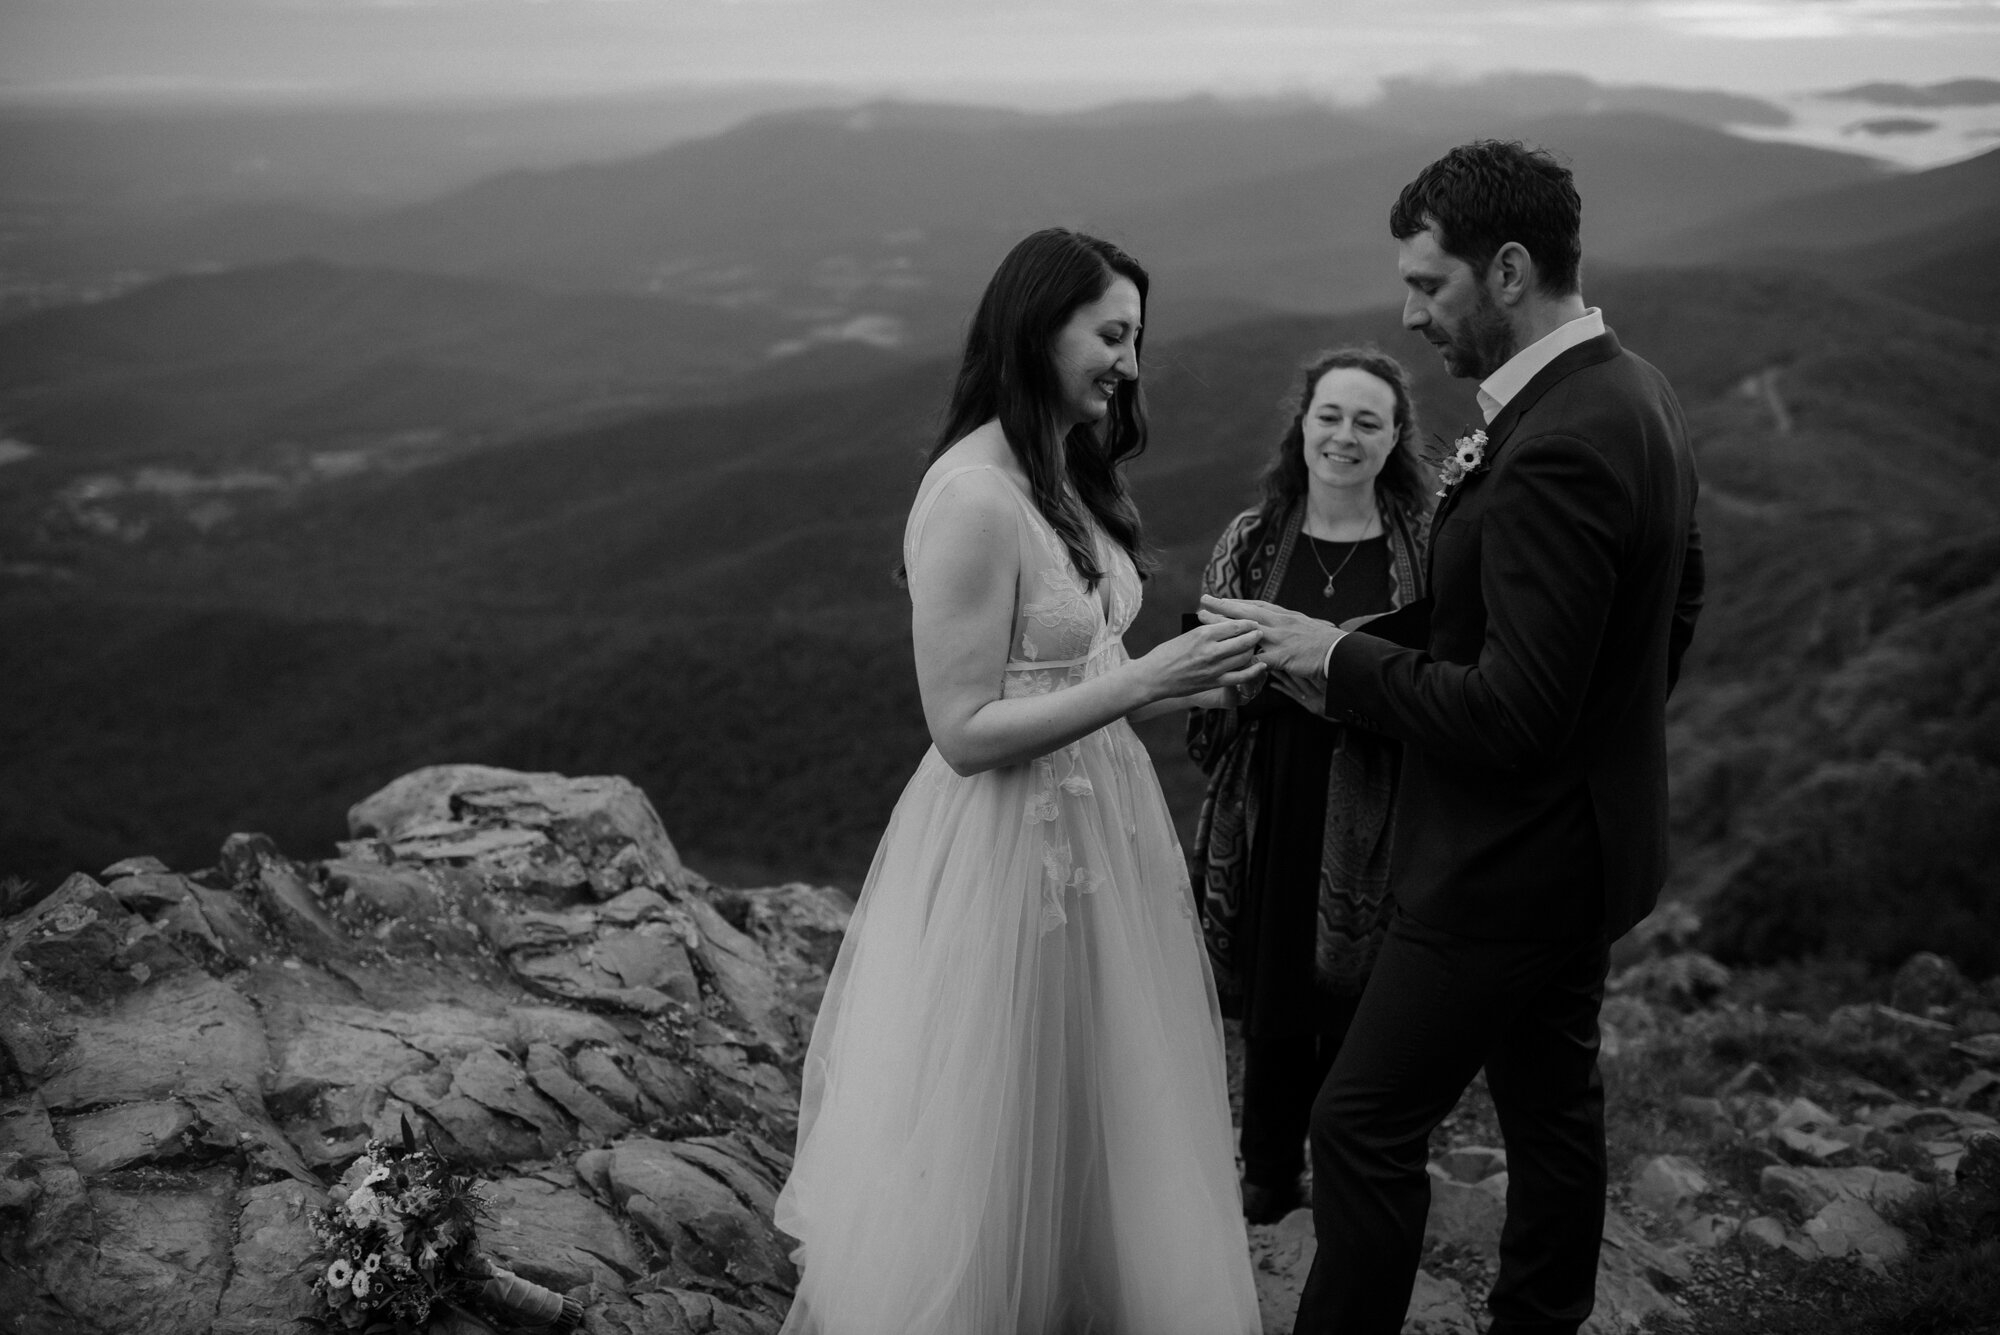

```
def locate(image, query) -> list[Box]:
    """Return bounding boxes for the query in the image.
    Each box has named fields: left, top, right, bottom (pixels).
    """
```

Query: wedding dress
left=774, top=464, right=1260, bottom=1335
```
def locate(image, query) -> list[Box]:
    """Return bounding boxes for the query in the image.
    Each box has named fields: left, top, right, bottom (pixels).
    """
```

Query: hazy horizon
left=5, top=0, right=1996, bottom=106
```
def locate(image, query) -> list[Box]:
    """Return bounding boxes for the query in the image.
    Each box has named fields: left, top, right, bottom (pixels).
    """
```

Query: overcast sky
left=2, top=0, right=1995, bottom=105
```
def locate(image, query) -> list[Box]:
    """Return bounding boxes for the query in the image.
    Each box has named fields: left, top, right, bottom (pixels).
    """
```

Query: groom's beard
left=1439, top=288, right=1517, bottom=381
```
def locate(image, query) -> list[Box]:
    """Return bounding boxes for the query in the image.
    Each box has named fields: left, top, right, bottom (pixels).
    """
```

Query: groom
left=1206, top=140, right=1704, bottom=1334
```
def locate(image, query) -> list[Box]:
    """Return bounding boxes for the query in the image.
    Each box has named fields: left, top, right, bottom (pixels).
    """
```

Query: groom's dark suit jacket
left=1325, top=331, right=1703, bottom=941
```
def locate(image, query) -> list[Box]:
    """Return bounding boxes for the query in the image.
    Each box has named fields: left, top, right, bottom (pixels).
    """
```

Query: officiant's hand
left=1200, top=595, right=1341, bottom=681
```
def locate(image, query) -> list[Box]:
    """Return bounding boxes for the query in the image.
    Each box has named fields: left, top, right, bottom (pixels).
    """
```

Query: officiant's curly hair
left=1259, top=346, right=1430, bottom=522
left=1390, top=140, right=1583, bottom=296
left=924, top=227, right=1152, bottom=591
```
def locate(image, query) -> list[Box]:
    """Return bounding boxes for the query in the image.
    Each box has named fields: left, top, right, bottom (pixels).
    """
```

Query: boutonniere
left=1431, top=428, right=1488, bottom=497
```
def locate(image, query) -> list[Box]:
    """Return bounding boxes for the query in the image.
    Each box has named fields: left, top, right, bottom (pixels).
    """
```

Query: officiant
left=1187, top=346, right=1432, bottom=1224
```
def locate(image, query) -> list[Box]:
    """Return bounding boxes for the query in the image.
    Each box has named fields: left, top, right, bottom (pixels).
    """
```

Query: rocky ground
left=2, top=766, right=1996, bottom=1334
left=1243, top=924, right=2000, bottom=1334
left=0, top=765, right=847, bottom=1335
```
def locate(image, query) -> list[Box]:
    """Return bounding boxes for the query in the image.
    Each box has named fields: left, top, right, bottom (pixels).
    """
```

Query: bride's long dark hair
left=923, top=228, right=1153, bottom=590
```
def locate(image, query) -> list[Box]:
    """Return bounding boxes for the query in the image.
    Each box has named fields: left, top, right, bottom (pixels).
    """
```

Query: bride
left=774, top=229, right=1265, bottom=1335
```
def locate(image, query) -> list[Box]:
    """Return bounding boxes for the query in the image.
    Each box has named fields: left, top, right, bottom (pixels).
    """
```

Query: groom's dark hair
left=1390, top=140, right=1582, bottom=296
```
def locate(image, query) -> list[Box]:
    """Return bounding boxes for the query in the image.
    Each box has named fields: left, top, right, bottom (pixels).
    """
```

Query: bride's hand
left=1134, top=619, right=1265, bottom=702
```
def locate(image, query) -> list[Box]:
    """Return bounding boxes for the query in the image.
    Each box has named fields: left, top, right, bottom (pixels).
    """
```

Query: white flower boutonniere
left=1433, top=428, right=1488, bottom=497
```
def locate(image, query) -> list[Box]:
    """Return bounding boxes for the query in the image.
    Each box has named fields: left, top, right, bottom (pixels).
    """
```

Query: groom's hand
left=1200, top=595, right=1342, bottom=681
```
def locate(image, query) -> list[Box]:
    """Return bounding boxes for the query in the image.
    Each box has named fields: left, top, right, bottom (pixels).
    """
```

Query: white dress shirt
left=1475, top=307, right=1604, bottom=424
left=1316, top=307, right=1607, bottom=679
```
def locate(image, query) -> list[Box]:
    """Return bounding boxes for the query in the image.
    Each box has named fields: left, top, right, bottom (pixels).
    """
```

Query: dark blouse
left=1236, top=533, right=1392, bottom=1036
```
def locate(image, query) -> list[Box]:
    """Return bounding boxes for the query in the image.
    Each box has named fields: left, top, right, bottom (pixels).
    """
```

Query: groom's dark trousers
left=1294, top=331, right=1703, bottom=1335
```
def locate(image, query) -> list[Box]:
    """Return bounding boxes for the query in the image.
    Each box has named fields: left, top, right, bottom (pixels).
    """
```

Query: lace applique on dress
left=905, top=463, right=1148, bottom=933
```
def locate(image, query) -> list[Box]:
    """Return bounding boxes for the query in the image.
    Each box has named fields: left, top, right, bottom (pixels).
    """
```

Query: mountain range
left=6, top=264, right=1996, bottom=936
left=3, top=88, right=1998, bottom=974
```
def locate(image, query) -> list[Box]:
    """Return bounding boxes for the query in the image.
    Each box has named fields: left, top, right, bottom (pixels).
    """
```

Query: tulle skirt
left=774, top=720, right=1259, bottom=1335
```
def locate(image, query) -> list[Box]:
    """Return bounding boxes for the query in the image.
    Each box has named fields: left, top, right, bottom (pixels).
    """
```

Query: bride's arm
left=912, top=481, right=1261, bottom=776
left=1126, top=687, right=1236, bottom=722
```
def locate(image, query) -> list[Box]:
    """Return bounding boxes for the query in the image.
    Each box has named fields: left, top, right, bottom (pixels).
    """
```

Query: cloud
left=1648, top=0, right=2000, bottom=40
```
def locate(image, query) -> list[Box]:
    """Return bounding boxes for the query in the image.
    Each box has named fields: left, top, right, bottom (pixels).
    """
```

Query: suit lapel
left=1423, top=330, right=1624, bottom=587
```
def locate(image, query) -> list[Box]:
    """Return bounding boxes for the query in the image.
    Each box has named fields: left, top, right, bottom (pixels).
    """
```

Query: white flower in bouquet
left=325, top=1258, right=353, bottom=1290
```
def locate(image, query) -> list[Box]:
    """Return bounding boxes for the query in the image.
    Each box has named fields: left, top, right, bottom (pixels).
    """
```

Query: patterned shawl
left=1186, top=499, right=1428, bottom=1011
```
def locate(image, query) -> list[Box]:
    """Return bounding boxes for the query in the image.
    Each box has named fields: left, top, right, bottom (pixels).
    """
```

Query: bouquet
left=307, top=1118, right=583, bottom=1333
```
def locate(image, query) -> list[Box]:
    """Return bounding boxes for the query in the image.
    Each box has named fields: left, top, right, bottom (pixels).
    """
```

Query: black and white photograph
left=1, top=2, right=1997, bottom=1332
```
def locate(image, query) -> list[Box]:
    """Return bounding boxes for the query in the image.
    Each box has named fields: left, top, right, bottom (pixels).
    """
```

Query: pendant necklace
left=1306, top=515, right=1378, bottom=599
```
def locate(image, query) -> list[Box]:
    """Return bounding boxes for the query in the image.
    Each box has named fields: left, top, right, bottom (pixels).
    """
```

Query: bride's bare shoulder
left=924, top=421, right=1029, bottom=494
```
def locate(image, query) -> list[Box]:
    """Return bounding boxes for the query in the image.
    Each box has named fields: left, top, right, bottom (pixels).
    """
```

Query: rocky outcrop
left=0, top=767, right=850, bottom=1335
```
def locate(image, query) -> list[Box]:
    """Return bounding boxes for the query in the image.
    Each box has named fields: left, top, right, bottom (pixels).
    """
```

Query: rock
left=42, top=1168, right=238, bottom=1335
left=1952, top=1033, right=2000, bottom=1066
left=108, top=872, right=199, bottom=915
left=1770, top=1097, right=1840, bottom=1134
left=510, top=917, right=700, bottom=1015
left=447, top=1046, right=571, bottom=1147
left=1405, top=1269, right=1479, bottom=1334
left=1437, top=1145, right=1507, bottom=1183
left=670, top=1136, right=785, bottom=1218
left=479, top=1172, right=647, bottom=1294
left=1631, top=1154, right=1709, bottom=1218
left=574, top=1046, right=647, bottom=1121
left=35, top=972, right=311, bottom=1183
left=1608, top=952, right=1731, bottom=1010
left=1772, top=1126, right=1858, bottom=1165
left=1424, top=1163, right=1509, bottom=1258
left=389, top=1046, right=572, bottom=1166
left=221, top=835, right=350, bottom=962
left=1872, top=1003, right=1957, bottom=1036
left=632, top=1051, right=705, bottom=1120
left=1803, top=1196, right=1908, bottom=1271
left=1249, top=1206, right=1318, bottom=1333
left=162, top=885, right=266, bottom=966
left=101, top=856, right=172, bottom=878
left=0, top=1096, right=90, bottom=1261
left=1587, top=1210, right=1688, bottom=1332
left=60, top=1099, right=201, bottom=1175
left=5, top=873, right=195, bottom=1003
left=728, top=884, right=853, bottom=977
left=1741, top=1214, right=1812, bottom=1259
left=318, top=860, right=482, bottom=956
left=575, top=1147, right=616, bottom=1200
left=348, top=765, right=692, bottom=900
left=0, top=1174, right=40, bottom=1215
left=1683, top=1212, right=1741, bottom=1248
left=1759, top=1164, right=1920, bottom=1219
left=526, top=1042, right=632, bottom=1142
left=685, top=895, right=790, bottom=1052
left=258, top=969, right=628, bottom=1168
left=211, top=1179, right=325, bottom=1335
left=1946, top=1070, right=2000, bottom=1112
left=1675, top=1095, right=1731, bottom=1137
left=607, top=1138, right=797, bottom=1292
left=1720, top=1062, right=1777, bottom=1096
left=1891, top=951, right=1965, bottom=1015
left=0, top=769, right=855, bottom=1333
